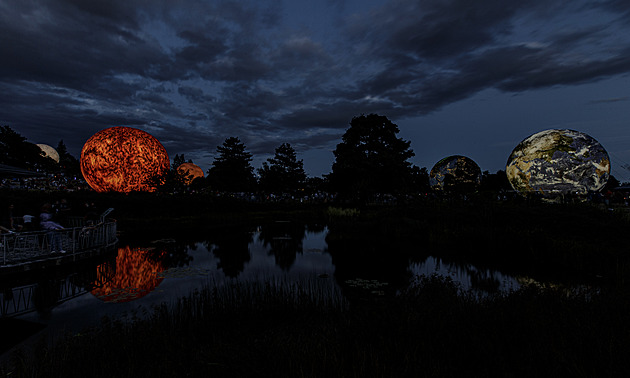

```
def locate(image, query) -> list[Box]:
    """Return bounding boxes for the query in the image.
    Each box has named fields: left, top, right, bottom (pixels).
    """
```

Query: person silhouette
left=40, top=203, right=65, bottom=253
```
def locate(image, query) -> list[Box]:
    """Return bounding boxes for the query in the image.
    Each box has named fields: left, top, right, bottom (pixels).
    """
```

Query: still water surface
left=13, top=223, right=520, bottom=336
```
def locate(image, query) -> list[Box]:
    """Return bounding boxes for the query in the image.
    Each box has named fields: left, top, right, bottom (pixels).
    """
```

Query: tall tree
left=604, top=174, right=620, bottom=191
left=172, top=154, right=186, bottom=169
left=172, top=154, right=192, bottom=170
left=148, top=168, right=189, bottom=194
left=411, top=166, right=431, bottom=193
left=207, top=137, right=256, bottom=192
left=56, top=140, right=80, bottom=175
left=480, top=170, right=511, bottom=193
left=258, top=143, right=306, bottom=193
left=328, top=114, right=416, bottom=198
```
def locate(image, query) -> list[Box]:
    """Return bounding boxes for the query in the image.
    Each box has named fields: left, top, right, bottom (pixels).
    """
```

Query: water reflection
left=90, top=246, right=166, bottom=303
left=153, top=239, right=193, bottom=268
left=258, top=221, right=306, bottom=271
left=205, top=227, right=253, bottom=278
left=31, top=277, right=61, bottom=317
left=7, top=222, right=525, bottom=322
left=409, top=257, right=520, bottom=293
left=325, top=226, right=413, bottom=301
left=1, top=269, right=99, bottom=318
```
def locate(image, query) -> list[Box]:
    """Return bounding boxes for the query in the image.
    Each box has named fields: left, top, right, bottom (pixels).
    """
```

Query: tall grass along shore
left=2, top=275, right=629, bottom=377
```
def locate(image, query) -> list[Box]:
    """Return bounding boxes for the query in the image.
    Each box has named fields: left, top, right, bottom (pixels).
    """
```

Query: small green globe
left=430, top=155, right=481, bottom=192
left=506, top=129, right=610, bottom=195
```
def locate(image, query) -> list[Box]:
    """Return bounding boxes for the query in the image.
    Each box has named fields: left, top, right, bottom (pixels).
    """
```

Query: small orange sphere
left=80, top=127, right=170, bottom=192
left=176, top=162, right=204, bottom=185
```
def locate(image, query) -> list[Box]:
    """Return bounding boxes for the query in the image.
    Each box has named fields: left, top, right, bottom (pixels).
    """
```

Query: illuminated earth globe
left=80, top=127, right=170, bottom=193
left=176, top=162, right=204, bottom=185
left=36, top=143, right=60, bottom=163
left=506, top=129, right=610, bottom=195
left=430, top=155, right=482, bottom=192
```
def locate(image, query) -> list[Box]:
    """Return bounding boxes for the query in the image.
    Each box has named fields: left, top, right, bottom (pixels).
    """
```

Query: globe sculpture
left=506, top=129, right=610, bottom=195
left=176, top=162, right=204, bottom=185
left=429, top=155, right=482, bottom=192
left=80, top=126, right=170, bottom=193
left=36, top=143, right=60, bottom=163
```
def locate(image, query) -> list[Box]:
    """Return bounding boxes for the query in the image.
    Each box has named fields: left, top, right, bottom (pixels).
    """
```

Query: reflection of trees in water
left=205, top=227, right=253, bottom=278
left=411, top=256, right=505, bottom=293
left=325, top=228, right=412, bottom=302
left=258, top=221, right=306, bottom=271
left=468, top=267, right=501, bottom=292
left=153, top=241, right=194, bottom=268
left=305, top=222, right=326, bottom=234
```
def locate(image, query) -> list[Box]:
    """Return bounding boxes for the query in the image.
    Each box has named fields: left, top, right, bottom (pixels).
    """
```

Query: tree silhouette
left=207, top=137, right=256, bottom=192
left=146, top=155, right=205, bottom=193
left=56, top=140, right=81, bottom=175
left=206, top=228, right=253, bottom=278
left=258, top=221, right=306, bottom=271
left=604, top=175, right=620, bottom=191
left=480, top=170, right=511, bottom=193
left=172, top=154, right=192, bottom=170
left=258, top=143, right=306, bottom=194
left=411, top=166, right=431, bottom=193
left=328, top=114, right=416, bottom=199
left=0, top=126, right=46, bottom=169
left=147, top=168, right=189, bottom=193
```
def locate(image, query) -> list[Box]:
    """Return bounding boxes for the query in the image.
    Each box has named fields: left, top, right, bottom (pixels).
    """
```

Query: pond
left=5, top=221, right=522, bottom=341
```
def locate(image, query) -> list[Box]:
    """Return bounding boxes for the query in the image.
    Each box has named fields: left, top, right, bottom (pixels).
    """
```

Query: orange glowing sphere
left=80, top=127, right=170, bottom=192
left=176, top=162, right=204, bottom=185
left=91, top=246, right=166, bottom=303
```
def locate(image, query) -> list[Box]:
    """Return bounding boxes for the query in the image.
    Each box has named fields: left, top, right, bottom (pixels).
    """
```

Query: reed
left=2, top=275, right=629, bottom=377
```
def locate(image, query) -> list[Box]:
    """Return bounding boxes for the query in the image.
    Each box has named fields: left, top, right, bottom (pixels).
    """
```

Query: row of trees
left=159, top=114, right=435, bottom=197
left=0, top=126, right=80, bottom=175
left=162, top=138, right=311, bottom=194
left=2, top=114, right=516, bottom=197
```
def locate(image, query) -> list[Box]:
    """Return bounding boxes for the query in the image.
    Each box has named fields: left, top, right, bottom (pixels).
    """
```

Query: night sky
left=2, top=0, right=630, bottom=180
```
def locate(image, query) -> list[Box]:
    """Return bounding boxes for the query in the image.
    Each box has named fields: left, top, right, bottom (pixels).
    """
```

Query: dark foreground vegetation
left=3, top=190, right=630, bottom=376
left=2, top=275, right=629, bottom=377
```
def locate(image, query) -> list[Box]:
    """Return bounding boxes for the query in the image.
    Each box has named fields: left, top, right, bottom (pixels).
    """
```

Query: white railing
left=1, top=221, right=117, bottom=266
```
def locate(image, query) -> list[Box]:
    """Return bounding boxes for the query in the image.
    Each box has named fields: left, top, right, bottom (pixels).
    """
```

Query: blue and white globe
left=430, top=155, right=481, bottom=192
left=506, top=129, right=610, bottom=195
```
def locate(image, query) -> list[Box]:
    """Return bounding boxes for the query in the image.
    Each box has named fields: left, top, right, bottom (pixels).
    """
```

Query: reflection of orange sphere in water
left=176, top=162, right=204, bottom=185
left=80, top=127, right=170, bottom=192
left=91, top=246, right=166, bottom=303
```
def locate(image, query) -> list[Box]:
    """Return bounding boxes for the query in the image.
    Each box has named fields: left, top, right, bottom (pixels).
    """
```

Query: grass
left=3, top=190, right=630, bottom=376
left=2, top=275, right=629, bottom=377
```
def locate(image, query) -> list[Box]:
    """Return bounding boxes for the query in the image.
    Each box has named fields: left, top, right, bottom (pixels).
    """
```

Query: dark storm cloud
left=0, top=0, right=168, bottom=90
left=590, top=96, right=629, bottom=104
left=2, top=0, right=630, bottom=172
left=592, top=0, right=630, bottom=21
left=175, top=31, right=229, bottom=67
left=498, top=49, right=630, bottom=91
left=342, top=0, right=630, bottom=116
left=290, top=132, right=344, bottom=151
left=347, top=0, right=537, bottom=61
left=178, top=85, right=211, bottom=102
left=135, top=92, right=173, bottom=106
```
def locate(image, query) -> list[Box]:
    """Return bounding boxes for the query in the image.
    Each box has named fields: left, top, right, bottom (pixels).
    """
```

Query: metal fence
left=1, top=221, right=117, bottom=266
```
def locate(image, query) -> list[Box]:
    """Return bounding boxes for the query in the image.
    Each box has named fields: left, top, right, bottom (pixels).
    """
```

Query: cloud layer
left=1, top=0, right=629, bottom=173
